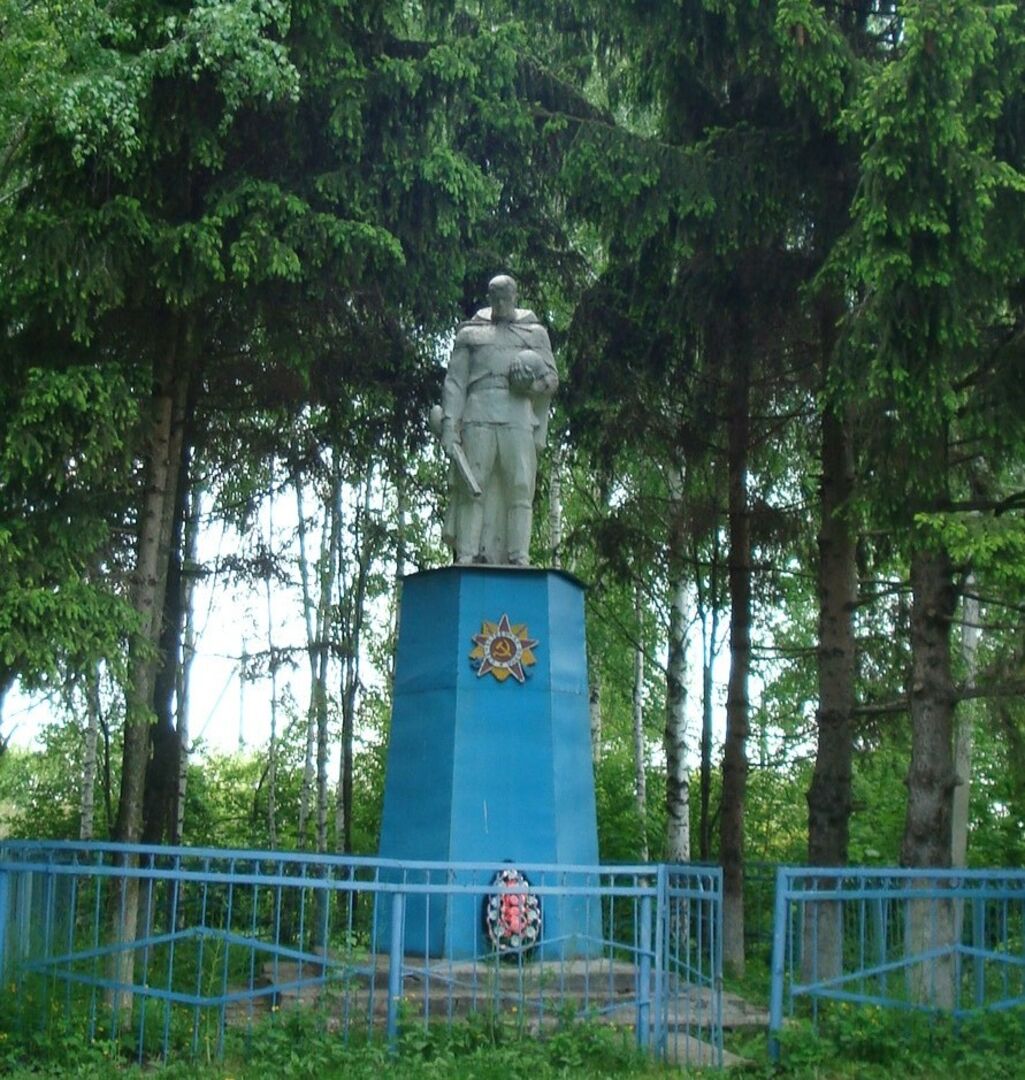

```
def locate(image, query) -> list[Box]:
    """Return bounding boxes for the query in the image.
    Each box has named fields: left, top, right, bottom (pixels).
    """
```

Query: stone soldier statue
left=434, top=275, right=558, bottom=565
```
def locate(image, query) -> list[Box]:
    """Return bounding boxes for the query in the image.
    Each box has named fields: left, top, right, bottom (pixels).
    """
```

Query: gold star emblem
left=470, top=614, right=538, bottom=684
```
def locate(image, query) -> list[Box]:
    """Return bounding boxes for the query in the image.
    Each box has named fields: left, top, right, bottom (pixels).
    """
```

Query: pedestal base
left=377, top=566, right=601, bottom=957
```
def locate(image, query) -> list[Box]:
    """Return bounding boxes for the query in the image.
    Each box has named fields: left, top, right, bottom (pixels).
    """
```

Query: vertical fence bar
left=88, top=855, right=103, bottom=1042
left=15, top=868, right=31, bottom=969
left=972, top=892, right=986, bottom=1008
left=636, top=890, right=652, bottom=1051
left=651, top=865, right=667, bottom=1059
left=136, top=867, right=155, bottom=1062
left=386, top=890, right=405, bottom=1052
left=64, top=870, right=79, bottom=1031
left=162, top=858, right=182, bottom=1061
left=41, top=864, right=54, bottom=1021
left=191, top=859, right=211, bottom=1056
left=768, top=867, right=790, bottom=1063
left=368, top=868, right=380, bottom=1039
left=248, top=872, right=260, bottom=1034
left=0, top=868, right=8, bottom=985
left=714, top=868, right=724, bottom=1068
left=218, top=859, right=236, bottom=1057
left=875, top=885, right=887, bottom=999
left=0, top=846, right=734, bottom=1065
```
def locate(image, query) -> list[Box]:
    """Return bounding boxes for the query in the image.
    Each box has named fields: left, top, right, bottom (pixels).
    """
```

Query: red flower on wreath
left=484, top=868, right=542, bottom=953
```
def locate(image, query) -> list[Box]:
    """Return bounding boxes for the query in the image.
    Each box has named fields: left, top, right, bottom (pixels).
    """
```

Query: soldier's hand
left=509, top=356, right=535, bottom=392
left=441, top=423, right=460, bottom=455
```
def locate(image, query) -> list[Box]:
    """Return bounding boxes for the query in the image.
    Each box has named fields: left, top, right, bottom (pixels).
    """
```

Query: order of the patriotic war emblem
left=470, top=614, right=538, bottom=683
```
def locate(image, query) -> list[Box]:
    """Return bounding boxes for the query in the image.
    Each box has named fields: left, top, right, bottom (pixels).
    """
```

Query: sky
left=4, top=475, right=738, bottom=774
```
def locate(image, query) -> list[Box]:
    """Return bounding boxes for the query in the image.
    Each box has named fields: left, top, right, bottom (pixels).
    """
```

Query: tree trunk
left=295, top=459, right=341, bottom=851
left=804, top=396, right=857, bottom=982
left=80, top=667, right=102, bottom=841
left=951, top=574, right=979, bottom=868
left=316, top=455, right=343, bottom=854
left=589, top=673, right=602, bottom=765
left=664, top=462, right=690, bottom=863
left=116, top=327, right=190, bottom=845
left=721, top=334, right=751, bottom=977
left=265, top=468, right=279, bottom=849
left=700, top=615, right=715, bottom=862
left=101, top=712, right=114, bottom=840
left=112, top=321, right=190, bottom=1011
left=388, top=466, right=407, bottom=686
left=902, top=542, right=957, bottom=869
left=902, top=540, right=958, bottom=1007
left=808, top=399, right=857, bottom=866
left=142, top=423, right=193, bottom=845
left=549, top=442, right=564, bottom=568
left=695, top=531, right=722, bottom=863
left=172, top=481, right=201, bottom=846
left=295, top=473, right=314, bottom=847
left=632, top=588, right=649, bottom=863
left=0, top=672, right=12, bottom=758
left=336, top=468, right=373, bottom=854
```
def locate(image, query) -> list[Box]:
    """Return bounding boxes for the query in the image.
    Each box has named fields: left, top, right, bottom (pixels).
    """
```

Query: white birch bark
left=633, top=587, right=649, bottom=863
left=549, top=442, right=563, bottom=568
left=80, top=669, right=101, bottom=841
left=664, top=463, right=690, bottom=863
left=294, top=462, right=340, bottom=852
left=335, top=469, right=373, bottom=854
left=265, top=472, right=279, bottom=849
left=316, top=457, right=343, bottom=854
left=173, top=481, right=201, bottom=847
left=952, top=573, right=979, bottom=868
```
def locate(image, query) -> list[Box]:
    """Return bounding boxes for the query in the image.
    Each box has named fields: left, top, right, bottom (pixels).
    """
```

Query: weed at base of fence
left=743, top=1003, right=1025, bottom=1079
left=0, top=1009, right=681, bottom=1080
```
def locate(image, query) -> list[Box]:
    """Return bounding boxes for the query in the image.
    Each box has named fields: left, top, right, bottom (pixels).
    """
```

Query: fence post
left=972, top=894, right=986, bottom=1008
left=15, top=868, right=32, bottom=966
left=651, top=865, right=667, bottom=1058
left=386, top=890, right=406, bottom=1052
left=0, top=868, right=8, bottom=981
left=768, top=867, right=791, bottom=1063
left=636, top=887, right=652, bottom=1051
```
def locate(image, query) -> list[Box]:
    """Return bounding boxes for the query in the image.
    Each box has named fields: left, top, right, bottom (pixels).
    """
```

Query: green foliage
left=964, top=699, right=1025, bottom=868
left=594, top=752, right=661, bottom=862
left=917, top=510, right=1025, bottom=593
left=752, top=1004, right=1025, bottom=1079
left=0, top=720, right=118, bottom=840
left=0, top=363, right=137, bottom=689
left=6, top=992, right=1025, bottom=1079
left=0, top=1001, right=673, bottom=1079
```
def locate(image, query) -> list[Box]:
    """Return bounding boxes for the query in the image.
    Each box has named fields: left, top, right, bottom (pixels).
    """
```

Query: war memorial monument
left=377, top=276, right=601, bottom=956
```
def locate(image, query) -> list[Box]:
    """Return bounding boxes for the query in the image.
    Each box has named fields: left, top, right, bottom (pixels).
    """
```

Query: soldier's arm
left=441, top=331, right=471, bottom=450
left=530, top=327, right=558, bottom=398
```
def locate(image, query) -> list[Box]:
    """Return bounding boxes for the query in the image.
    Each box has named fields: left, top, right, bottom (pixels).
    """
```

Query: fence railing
left=769, top=867, right=1025, bottom=1058
left=0, top=842, right=722, bottom=1069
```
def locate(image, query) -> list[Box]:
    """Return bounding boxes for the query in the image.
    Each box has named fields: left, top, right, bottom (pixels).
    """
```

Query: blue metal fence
left=0, top=842, right=722, bottom=1069
left=769, top=867, right=1025, bottom=1058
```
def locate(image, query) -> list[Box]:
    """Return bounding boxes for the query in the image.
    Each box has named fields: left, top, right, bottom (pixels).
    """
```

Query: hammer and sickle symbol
left=491, top=636, right=515, bottom=662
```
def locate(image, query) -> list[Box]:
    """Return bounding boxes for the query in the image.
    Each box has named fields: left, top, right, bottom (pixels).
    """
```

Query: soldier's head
left=488, top=275, right=517, bottom=321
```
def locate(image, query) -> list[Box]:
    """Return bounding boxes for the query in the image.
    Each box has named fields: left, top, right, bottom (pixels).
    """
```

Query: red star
left=470, top=614, right=539, bottom=683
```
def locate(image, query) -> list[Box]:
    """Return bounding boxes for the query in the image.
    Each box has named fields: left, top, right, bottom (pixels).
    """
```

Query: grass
left=0, top=1006, right=680, bottom=1079
left=2, top=988, right=1024, bottom=1078
left=727, top=1001, right=1025, bottom=1079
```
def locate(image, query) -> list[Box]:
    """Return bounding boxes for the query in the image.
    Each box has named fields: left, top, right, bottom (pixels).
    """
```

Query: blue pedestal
left=377, top=566, right=600, bottom=957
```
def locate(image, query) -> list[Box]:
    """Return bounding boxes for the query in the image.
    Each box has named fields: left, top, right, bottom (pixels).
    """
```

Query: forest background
left=2, top=0, right=1025, bottom=978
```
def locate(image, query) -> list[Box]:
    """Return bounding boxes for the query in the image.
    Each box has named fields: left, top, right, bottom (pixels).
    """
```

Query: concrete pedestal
left=377, top=566, right=600, bottom=957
